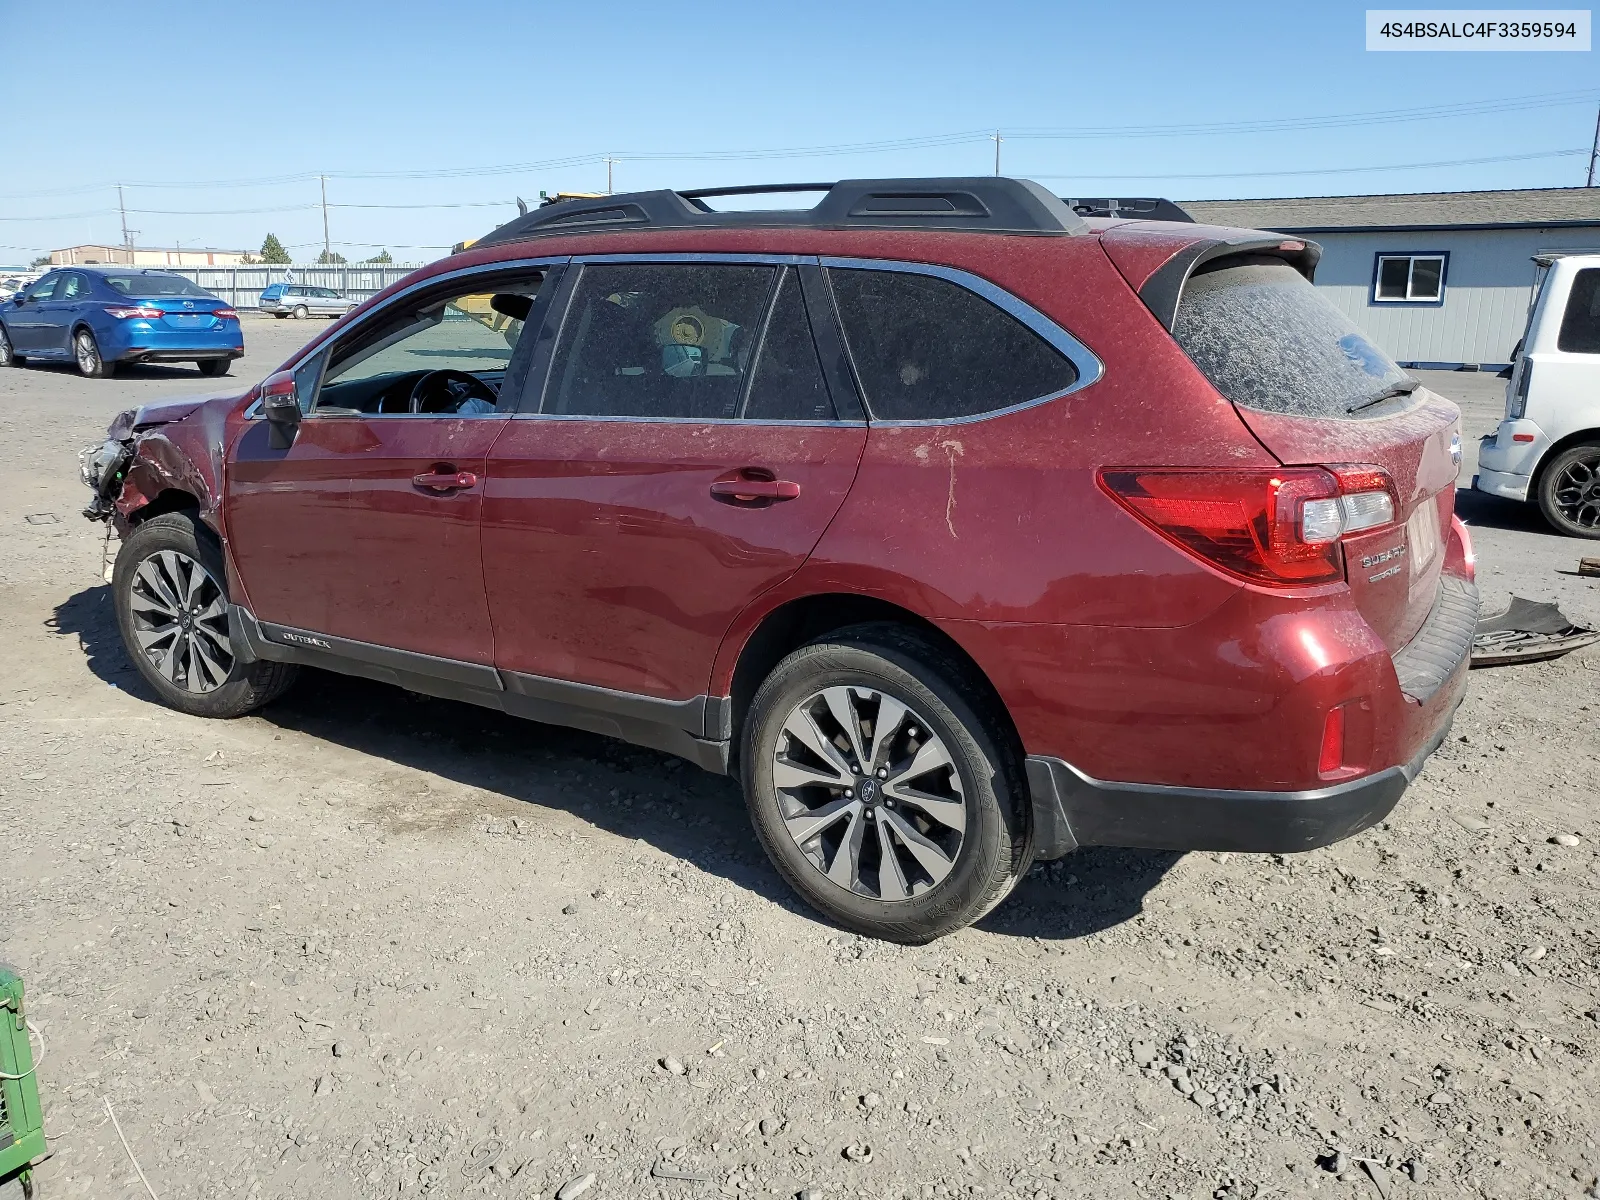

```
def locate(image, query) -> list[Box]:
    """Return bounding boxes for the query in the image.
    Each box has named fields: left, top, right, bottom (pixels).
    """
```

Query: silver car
left=260, top=283, right=359, bottom=320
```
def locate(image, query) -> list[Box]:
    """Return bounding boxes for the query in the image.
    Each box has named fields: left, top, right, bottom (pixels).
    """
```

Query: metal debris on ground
left=1470, top=596, right=1599, bottom=667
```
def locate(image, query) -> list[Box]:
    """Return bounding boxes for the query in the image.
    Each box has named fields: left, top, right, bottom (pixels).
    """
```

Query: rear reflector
left=1512, top=432, right=1535, bottom=443
left=1317, top=705, right=1347, bottom=774
left=1098, top=465, right=1398, bottom=587
left=104, top=306, right=162, bottom=319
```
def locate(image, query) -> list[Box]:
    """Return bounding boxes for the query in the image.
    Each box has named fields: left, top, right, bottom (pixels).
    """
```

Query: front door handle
left=710, top=469, right=801, bottom=505
left=413, top=469, right=478, bottom=493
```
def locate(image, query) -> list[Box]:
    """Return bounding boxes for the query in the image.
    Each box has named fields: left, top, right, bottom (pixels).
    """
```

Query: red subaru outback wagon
left=80, top=179, right=1476, bottom=942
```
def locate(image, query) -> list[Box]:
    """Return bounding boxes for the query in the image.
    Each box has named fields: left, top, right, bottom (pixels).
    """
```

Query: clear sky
left=2, top=0, right=1596, bottom=264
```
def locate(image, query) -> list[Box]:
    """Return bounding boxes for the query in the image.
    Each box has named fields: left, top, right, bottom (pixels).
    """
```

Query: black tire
left=292, top=304, right=309, bottom=320
left=1536, top=442, right=1600, bottom=539
left=112, top=512, right=298, bottom=718
left=197, top=359, right=230, bottom=377
left=73, top=328, right=114, bottom=378
left=0, top=322, right=19, bottom=367
left=742, top=624, right=1032, bottom=943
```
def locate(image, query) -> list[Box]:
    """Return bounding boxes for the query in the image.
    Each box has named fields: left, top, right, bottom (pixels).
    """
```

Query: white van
left=1476, top=252, right=1600, bottom=538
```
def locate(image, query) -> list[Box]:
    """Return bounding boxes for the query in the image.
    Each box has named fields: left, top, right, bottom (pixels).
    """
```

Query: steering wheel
left=407, top=369, right=497, bottom=414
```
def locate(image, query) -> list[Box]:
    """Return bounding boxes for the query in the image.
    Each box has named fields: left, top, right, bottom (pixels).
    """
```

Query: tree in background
left=29, top=255, right=51, bottom=268
left=259, top=234, right=291, bottom=264
left=363, top=249, right=393, bottom=264
left=316, top=249, right=348, bottom=265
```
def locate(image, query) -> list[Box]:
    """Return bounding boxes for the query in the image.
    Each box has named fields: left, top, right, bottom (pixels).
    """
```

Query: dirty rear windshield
left=1172, top=256, right=1411, bottom=418
left=103, top=273, right=213, bottom=298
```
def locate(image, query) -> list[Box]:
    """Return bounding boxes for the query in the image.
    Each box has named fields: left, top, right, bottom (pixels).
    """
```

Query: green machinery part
left=0, top=964, right=45, bottom=1191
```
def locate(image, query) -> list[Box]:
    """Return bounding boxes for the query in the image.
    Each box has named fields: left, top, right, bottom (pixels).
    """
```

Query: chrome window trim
left=819, top=255, right=1105, bottom=427
left=508, top=412, right=858, bottom=428
left=244, top=255, right=566, bottom=421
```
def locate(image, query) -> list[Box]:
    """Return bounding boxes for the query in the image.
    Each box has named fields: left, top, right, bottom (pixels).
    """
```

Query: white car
left=1476, top=252, right=1600, bottom=538
left=260, top=283, right=359, bottom=320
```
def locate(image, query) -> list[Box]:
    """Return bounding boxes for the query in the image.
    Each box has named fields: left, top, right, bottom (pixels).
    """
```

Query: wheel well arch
left=129, top=487, right=201, bottom=525
left=1530, top=429, right=1600, bottom=498
left=725, top=592, right=1021, bottom=775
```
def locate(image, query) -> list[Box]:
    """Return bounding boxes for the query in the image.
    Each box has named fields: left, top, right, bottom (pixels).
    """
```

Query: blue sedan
left=0, top=266, right=243, bottom=378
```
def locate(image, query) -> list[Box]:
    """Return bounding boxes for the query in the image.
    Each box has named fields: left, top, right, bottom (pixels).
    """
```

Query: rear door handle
left=710, top=469, right=801, bottom=505
left=412, top=469, right=478, bottom=493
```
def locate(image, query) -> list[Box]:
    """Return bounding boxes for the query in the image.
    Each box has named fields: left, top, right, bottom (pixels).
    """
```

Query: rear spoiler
left=1137, top=233, right=1322, bottom=331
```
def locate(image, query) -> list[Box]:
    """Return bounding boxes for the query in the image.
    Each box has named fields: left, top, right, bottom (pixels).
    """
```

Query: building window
left=1372, top=253, right=1448, bottom=305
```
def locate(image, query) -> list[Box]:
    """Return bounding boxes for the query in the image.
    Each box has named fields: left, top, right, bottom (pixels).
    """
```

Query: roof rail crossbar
left=678, top=182, right=837, bottom=200
left=469, top=177, right=1091, bottom=248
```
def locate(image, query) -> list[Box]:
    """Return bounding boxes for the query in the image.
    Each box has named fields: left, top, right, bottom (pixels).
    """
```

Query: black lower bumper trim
left=121, top=348, right=244, bottom=363
left=1025, top=706, right=1457, bottom=859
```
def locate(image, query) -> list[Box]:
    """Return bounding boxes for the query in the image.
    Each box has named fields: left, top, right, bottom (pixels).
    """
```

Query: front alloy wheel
left=0, top=323, right=16, bottom=367
left=127, top=549, right=234, bottom=692
left=112, top=512, right=299, bottom=718
left=774, top=686, right=965, bottom=900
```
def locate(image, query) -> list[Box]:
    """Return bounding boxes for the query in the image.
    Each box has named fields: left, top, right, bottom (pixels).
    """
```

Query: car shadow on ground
left=15, top=360, right=224, bottom=382
left=1455, top=485, right=1550, bottom=535
left=52, top=581, right=1176, bottom=943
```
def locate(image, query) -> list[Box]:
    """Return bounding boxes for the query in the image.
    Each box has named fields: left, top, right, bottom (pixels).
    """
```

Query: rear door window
left=1557, top=268, right=1600, bottom=354
left=545, top=263, right=775, bottom=419
left=1172, top=255, right=1410, bottom=418
left=827, top=267, right=1078, bottom=421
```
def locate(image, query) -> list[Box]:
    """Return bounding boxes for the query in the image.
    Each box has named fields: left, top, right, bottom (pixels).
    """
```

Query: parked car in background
left=79, top=178, right=1475, bottom=942
left=1476, top=252, right=1600, bottom=538
left=0, top=267, right=241, bottom=378
left=259, top=283, right=359, bottom=319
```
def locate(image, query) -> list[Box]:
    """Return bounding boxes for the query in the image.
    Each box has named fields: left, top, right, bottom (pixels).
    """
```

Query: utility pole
left=1588, top=103, right=1600, bottom=187
left=320, top=175, right=331, bottom=261
left=604, top=157, right=618, bottom=194
left=991, top=130, right=1002, bottom=176
left=117, top=185, right=131, bottom=256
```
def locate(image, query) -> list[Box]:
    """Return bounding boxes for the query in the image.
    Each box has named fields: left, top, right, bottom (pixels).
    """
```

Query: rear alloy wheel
left=0, top=323, right=18, bottom=367
left=197, top=359, right=230, bottom=378
left=743, top=626, right=1031, bottom=943
left=292, top=304, right=309, bottom=320
left=113, top=512, right=298, bottom=718
left=1537, top=442, right=1600, bottom=539
left=75, top=329, right=114, bottom=378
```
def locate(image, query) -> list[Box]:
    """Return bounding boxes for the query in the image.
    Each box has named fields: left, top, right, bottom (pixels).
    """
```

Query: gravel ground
left=2, top=328, right=1598, bottom=1200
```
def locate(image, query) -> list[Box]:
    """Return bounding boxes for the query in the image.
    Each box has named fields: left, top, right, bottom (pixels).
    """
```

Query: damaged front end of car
left=79, top=427, right=134, bottom=522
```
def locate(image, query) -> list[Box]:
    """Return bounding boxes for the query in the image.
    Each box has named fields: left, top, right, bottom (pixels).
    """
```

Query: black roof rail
left=470, top=177, right=1090, bottom=248
left=1061, top=197, right=1194, bottom=223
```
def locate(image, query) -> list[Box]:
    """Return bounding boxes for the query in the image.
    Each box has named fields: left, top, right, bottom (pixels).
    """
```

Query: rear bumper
left=1026, top=705, right=1457, bottom=856
left=1473, top=467, right=1531, bottom=502
left=1025, top=572, right=1478, bottom=858
left=118, top=346, right=244, bottom=363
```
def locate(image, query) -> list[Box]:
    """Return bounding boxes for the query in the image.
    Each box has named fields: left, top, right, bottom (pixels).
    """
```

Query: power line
left=0, top=87, right=1593, bottom=200
left=1028, top=147, right=1592, bottom=182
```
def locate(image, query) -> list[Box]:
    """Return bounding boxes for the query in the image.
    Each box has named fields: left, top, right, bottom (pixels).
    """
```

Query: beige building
left=50, top=244, right=251, bottom=267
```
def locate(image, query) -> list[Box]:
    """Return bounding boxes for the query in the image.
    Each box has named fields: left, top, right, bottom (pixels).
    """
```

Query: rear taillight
left=104, top=306, right=162, bottom=319
left=1097, top=465, right=1398, bottom=587
left=213, top=308, right=238, bottom=321
left=1509, top=360, right=1531, bottom=418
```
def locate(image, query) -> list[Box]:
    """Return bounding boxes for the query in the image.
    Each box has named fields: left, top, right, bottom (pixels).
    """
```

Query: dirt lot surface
left=2, top=329, right=1598, bottom=1200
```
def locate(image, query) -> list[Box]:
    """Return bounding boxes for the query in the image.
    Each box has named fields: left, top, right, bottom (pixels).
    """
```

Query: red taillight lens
left=104, top=306, right=162, bottom=319
left=1098, top=465, right=1399, bottom=588
left=1317, top=704, right=1347, bottom=775
left=213, top=308, right=238, bottom=321
left=1098, top=468, right=1345, bottom=585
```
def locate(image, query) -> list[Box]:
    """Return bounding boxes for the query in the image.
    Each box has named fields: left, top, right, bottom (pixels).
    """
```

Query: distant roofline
left=1180, top=184, right=1599, bottom=206
left=1179, top=185, right=1600, bottom=233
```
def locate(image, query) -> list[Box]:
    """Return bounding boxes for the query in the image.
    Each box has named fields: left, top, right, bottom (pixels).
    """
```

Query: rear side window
left=829, top=268, right=1077, bottom=420
left=546, top=263, right=775, bottom=419
left=1557, top=268, right=1600, bottom=354
left=1172, top=256, right=1409, bottom=418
